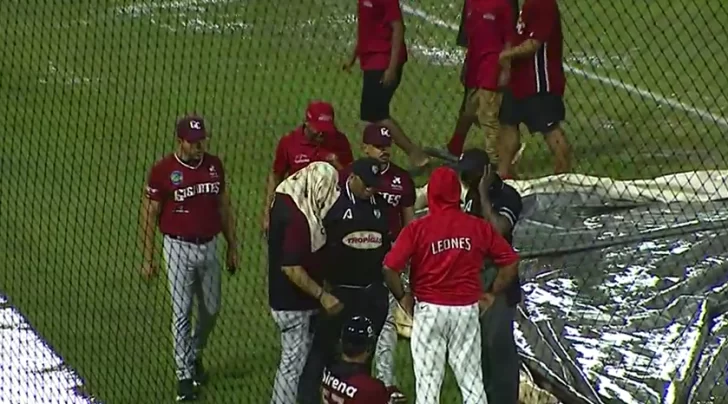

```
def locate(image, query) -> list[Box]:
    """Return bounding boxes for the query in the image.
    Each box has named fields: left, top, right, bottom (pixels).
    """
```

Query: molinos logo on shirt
left=342, top=231, right=382, bottom=249
left=173, top=181, right=221, bottom=202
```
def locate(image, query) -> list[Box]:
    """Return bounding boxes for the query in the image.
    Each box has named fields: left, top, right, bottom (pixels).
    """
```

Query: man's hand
left=498, top=50, right=512, bottom=67
left=479, top=164, right=496, bottom=191
left=325, top=153, right=343, bottom=170
left=479, top=292, right=495, bottom=315
left=261, top=213, right=270, bottom=239
left=342, top=55, right=356, bottom=72
left=141, top=261, right=158, bottom=281
left=498, top=66, right=511, bottom=88
left=226, top=248, right=238, bottom=275
left=399, top=293, right=414, bottom=316
left=381, top=66, right=398, bottom=87
left=320, top=292, right=344, bottom=315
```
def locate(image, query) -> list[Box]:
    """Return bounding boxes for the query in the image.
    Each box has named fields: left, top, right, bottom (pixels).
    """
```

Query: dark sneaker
left=193, top=359, right=208, bottom=387
left=176, top=379, right=197, bottom=402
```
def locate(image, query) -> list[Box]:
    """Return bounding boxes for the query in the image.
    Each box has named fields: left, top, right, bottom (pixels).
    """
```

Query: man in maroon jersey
left=347, top=123, right=415, bottom=391
left=497, top=0, right=572, bottom=177
left=382, top=166, right=520, bottom=404
left=262, top=101, right=354, bottom=236
left=140, top=115, right=238, bottom=402
left=343, top=0, right=430, bottom=171
left=321, top=316, right=406, bottom=404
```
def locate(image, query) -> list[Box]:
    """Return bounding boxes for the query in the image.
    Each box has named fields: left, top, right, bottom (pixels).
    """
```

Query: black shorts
left=360, top=66, right=404, bottom=122
left=499, top=91, right=566, bottom=134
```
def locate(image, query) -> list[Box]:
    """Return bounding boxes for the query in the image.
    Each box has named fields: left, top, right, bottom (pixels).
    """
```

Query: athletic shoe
left=176, top=379, right=197, bottom=402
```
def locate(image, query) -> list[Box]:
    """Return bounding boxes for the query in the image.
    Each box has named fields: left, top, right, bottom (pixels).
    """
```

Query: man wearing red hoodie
left=382, top=166, right=520, bottom=404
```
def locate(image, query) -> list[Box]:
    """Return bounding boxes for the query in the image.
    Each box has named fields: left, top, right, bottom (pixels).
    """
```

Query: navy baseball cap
left=176, top=115, right=207, bottom=143
left=350, top=157, right=383, bottom=188
left=341, top=316, right=376, bottom=347
left=451, top=148, right=490, bottom=174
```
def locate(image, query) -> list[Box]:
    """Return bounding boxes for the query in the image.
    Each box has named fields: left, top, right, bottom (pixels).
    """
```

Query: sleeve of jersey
left=484, top=223, right=519, bottom=266
left=272, top=137, right=289, bottom=177
left=281, top=214, right=310, bottom=267
left=527, top=0, right=557, bottom=42
left=381, top=0, right=403, bottom=23
left=401, top=174, right=416, bottom=207
left=383, top=223, right=414, bottom=272
left=495, top=188, right=522, bottom=227
left=145, top=164, right=164, bottom=201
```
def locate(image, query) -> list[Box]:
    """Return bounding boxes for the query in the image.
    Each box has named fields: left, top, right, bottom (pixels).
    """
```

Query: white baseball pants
left=270, top=309, right=317, bottom=404
left=374, top=290, right=399, bottom=387
left=411, top=301, right=487, bottom=404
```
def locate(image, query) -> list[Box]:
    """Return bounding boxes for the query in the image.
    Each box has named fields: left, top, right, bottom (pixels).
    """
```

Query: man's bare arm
left=383, top=267, right=406, bottom=300
left=140, top=197, right=161, bottom=263
left=264, top=172, right=283, bottom=215
left=501, top=39, right=542, bottom=61
left=388, top=21, right=405, bottom=71
left=282, top=266, right=326, bottom=299
left=401, top=206, right=415, bottom=228
left=220, top=189, right=238, bottom=246
left=490, top=262, right=519, bottom=295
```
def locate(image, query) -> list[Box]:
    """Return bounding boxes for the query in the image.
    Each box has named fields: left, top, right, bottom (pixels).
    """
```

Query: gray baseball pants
left=163, top=235, right=221, bottom=381
left=270, top=309, right=317, bottom=404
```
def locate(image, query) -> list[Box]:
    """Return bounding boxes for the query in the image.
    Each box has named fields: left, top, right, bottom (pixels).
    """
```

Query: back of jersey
left=321, top=363, right=389, bottom=403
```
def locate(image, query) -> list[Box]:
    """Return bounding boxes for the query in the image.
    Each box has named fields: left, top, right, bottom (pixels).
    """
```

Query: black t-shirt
left=322, top=184, right=392, bottom=287
left=462, top=178, right=523, bottom=305
left=456, top=0, right=520, bottom=47
left=267, top=194, right=323, bottom=311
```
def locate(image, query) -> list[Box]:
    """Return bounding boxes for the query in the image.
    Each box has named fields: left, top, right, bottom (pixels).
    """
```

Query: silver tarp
left=511, top=192, right=728, bottom=404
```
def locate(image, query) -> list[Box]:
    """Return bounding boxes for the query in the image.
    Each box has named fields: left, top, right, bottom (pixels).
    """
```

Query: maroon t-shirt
left=146, top=153, right=224, bottom=238
left=267, top=193, right=324, bottom=310
left=509, top=0, right=565, bottom=98
left=322, top=362, right=390, bottom=403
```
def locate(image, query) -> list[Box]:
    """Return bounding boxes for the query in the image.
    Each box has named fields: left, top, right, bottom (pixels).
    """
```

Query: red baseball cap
left=362, top=124, right=393, bottom=147
left=176, top=115, right=207, bottom=143
left=305, top=101, right=337, bottom=134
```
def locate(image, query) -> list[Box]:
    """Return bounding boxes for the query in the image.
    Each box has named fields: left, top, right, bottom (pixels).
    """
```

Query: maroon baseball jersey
left=509, top=0, right=565, bottom=99
left=273, top=126, right=354, bottom=178
left=383, top=167, right=518, bottom=306
left=464, top=0, right=516, bottom=91
left=146, top=153, right=225, bottom=238
left=321, top=362, right=389, bottom=403
left=356, top=0, right=408, bottom=70
left=338, top=162, right=415, bottom=239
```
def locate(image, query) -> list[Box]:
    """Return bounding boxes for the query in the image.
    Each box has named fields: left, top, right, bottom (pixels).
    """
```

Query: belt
left=166, top=234, right=214, bottom=245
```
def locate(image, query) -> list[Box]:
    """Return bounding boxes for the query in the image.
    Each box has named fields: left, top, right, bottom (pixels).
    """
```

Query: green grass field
left=1, top=0, right=726, bottom=402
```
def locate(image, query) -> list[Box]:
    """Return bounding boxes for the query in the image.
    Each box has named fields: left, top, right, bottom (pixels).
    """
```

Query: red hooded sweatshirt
left=383, top=167, right=519, bottom=306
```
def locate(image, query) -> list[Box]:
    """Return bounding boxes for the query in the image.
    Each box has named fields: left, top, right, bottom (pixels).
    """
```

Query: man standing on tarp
left=454, top=148, right=523, bottom=404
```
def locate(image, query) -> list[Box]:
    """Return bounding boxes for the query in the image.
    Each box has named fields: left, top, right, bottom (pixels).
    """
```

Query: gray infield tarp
left=510, top=191, right=728, bottom=404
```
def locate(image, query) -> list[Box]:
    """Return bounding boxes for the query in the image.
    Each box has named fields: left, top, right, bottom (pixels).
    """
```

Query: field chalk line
left=401, top=4, right=728, bottom=128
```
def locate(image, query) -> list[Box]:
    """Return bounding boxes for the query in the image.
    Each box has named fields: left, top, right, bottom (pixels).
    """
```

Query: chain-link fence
left=1, top=0, right=727, bottom=403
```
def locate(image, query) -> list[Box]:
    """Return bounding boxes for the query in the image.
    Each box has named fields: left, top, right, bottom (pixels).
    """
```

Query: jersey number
left=322, top=389, right=346, bottom=404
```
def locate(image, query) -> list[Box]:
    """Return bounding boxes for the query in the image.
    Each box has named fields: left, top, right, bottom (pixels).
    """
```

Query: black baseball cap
left=350, top=157, right=383, bottom=188
left=341, top=316, right=376, bottom=348
left=450, top=148, right=490, bottom=174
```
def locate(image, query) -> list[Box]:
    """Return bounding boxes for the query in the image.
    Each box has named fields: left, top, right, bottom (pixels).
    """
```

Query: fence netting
left=1, top=0, right=727, bottom=403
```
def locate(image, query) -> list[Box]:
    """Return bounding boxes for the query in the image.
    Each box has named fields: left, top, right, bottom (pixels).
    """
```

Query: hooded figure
left=381, top=167, right=521, bottom=404
left=275, top=161, right=341, bottom=252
